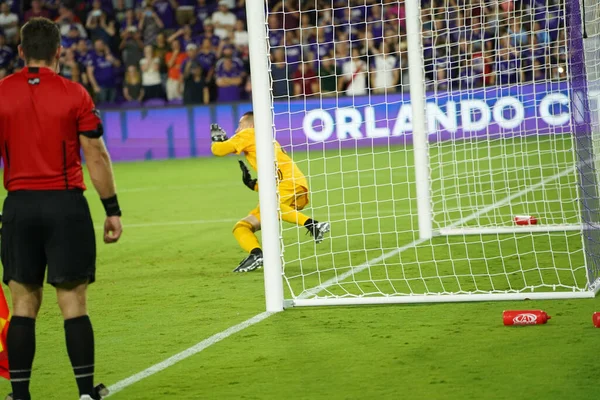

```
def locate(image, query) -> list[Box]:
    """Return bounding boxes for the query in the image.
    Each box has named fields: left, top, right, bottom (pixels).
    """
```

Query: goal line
left=289, top=161, right=599, bottom=307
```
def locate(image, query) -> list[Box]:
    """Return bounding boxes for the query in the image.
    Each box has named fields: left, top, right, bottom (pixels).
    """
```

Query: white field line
left=93, top=208, right=412, bottom=229
left=296, top=163, right=577, bottom=300
left=118, top=169, right=385, bottom=194
left=106, top=312, right=273, bottom=397
left=104, top=163, right=576, bottom=396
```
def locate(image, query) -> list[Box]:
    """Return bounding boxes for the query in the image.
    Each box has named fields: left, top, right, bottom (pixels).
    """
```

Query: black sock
left=65, top=316, right=95, bottom=397
left=304, top=219, right=318, bottom=234
left=7, top=316, right=36, bottom=400
left=250, top=248, right=263, bottom=256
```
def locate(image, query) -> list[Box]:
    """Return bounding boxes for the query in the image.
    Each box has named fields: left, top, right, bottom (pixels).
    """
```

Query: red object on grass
left=593, top=312, right=600, bottom=328
left=514, top=215, right=538, bottom=225
left=503, top=310, right=551, bottom=326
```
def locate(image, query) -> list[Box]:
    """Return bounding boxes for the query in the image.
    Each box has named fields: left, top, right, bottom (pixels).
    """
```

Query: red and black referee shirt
left=0, top=66, right=103, bottom=192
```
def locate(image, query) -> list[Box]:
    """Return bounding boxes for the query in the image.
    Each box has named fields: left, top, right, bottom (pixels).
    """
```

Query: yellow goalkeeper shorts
left=249, top=187, right=309, bottom=221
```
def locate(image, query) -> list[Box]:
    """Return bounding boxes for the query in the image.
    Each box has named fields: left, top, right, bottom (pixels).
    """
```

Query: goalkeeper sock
left=233, top=220, right=261, bottom=253
left=280, top=204, right=310, bottom=226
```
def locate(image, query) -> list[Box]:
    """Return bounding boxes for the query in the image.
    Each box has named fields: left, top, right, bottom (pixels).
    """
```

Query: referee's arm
left=81, top=136, right=116, bottom=199
left=77, top=87, right=123, bottom=244
left=81, top=136, right=123, bottom=243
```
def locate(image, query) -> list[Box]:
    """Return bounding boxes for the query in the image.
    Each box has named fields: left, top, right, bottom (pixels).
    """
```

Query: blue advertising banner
left=100, top=82, right=571, bottom=162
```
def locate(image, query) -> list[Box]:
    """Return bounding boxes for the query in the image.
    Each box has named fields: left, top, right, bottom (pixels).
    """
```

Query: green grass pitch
left=0, top=135, right=599, bottom=399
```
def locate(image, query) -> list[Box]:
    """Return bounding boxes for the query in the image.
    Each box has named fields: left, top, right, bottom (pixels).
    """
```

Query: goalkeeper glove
left=210, top=123, right=228, bottom=142
left=238, top=160, right=257, bottom=191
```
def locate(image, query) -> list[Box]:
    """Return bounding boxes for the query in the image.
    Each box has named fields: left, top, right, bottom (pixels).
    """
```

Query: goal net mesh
left=264, top=0, right=600, bottom=302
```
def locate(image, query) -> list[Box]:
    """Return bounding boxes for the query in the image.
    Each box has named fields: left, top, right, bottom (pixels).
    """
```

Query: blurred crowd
left=0, top=0, right=569, bottom=107
left=0, top=0, right=250, bottom=106
left=269, top=0, right=568, bottom=98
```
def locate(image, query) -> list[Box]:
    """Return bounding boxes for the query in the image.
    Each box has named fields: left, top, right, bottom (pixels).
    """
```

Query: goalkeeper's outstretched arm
left=211, top=140, right=237, bottom=156
left=210, top=123, right=236, bottom=156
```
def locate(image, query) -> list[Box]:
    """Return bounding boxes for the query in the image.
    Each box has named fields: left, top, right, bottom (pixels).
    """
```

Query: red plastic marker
left=593, top=312, right=600, bottom=328
left=503, top=310, right=551, bottom=326
left=514, top=215, right=538, bottom=225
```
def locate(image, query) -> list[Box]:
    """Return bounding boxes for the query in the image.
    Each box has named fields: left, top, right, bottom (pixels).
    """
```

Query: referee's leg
left=46, top=191, right=99, bottom=399
left=2, top=192, right=48, bottom=400
left=56, top=281, right=97, bottom=399
left=6, top=282, right=42, bottom=400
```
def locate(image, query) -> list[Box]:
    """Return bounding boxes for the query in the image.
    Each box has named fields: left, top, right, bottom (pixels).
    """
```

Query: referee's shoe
left=5, top=383, right=108, bottom=400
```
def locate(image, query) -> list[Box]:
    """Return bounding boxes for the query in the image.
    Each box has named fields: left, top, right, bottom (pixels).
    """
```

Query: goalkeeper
left=211, top=111, right=330, bottom=272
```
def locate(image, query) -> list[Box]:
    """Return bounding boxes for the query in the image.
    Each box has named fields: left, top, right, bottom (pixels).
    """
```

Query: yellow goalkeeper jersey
left=211, top=128, right=308, bottom=193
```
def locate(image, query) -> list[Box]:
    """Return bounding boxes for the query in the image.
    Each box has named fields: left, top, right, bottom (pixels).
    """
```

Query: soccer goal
left=245, top=0, right=600, bottom=311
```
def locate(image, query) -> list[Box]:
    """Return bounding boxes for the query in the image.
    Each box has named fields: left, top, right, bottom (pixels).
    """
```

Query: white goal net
left=252, top=0, right=600, bottom=306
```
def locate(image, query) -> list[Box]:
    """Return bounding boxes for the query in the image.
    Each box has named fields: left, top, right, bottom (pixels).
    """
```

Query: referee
left=0, top=18, right=122, bottom=400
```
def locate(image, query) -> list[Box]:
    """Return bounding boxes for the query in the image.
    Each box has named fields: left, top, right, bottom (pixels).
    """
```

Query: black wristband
left=101, top=195, right=122, bottom=217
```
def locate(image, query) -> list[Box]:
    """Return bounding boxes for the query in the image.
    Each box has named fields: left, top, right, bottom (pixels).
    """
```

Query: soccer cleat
left=233, top=252, right=264, bottom=273
left=310, top=222, right=331, bottom=244
left=79, top=383, right=109, bottom=400
left=91, top=383, right=110, bottom=400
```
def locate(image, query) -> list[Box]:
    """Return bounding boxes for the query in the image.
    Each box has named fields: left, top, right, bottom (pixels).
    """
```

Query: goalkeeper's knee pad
left=233, top=220, right=256, bottom=234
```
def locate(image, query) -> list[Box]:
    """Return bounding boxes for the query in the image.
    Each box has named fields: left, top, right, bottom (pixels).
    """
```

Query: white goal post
left=246, top=0, right=600, bottom=311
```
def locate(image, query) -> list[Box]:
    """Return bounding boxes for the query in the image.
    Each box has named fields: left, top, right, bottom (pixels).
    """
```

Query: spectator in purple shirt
left=283, top=30, right=301, bottom=73
left=199, top=22, right=220, bottom=49
left=192, top=0, right=215, bottom=33
left=76, top=39, right=93, bottom=67
left=121, top=8, right=138, bottom=32
left=218, top=44, right=244, bottom=73
left=0, top=33, right=14, bottom=79
left=87, top=39, right=122, bottom=104
left=492, top=35, right=524, bottom=86
left=233, top=0, right=246, bottom=20
left=215, top=55, right=243, bottom=102
left=267, top=14, right=283, bottom=46
left=309, top=27, right=334, bottom=62
left=62, top=25, right=83, bottom=49
left=197, top=37, right=216, bottom=78
left=154, top=0, right=178, bottom=30
left=366, top=4, right=384, bottom=44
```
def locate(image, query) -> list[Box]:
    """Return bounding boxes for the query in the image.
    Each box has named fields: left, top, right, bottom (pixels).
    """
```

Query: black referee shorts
left=1, top=190, right=96, bottom=286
